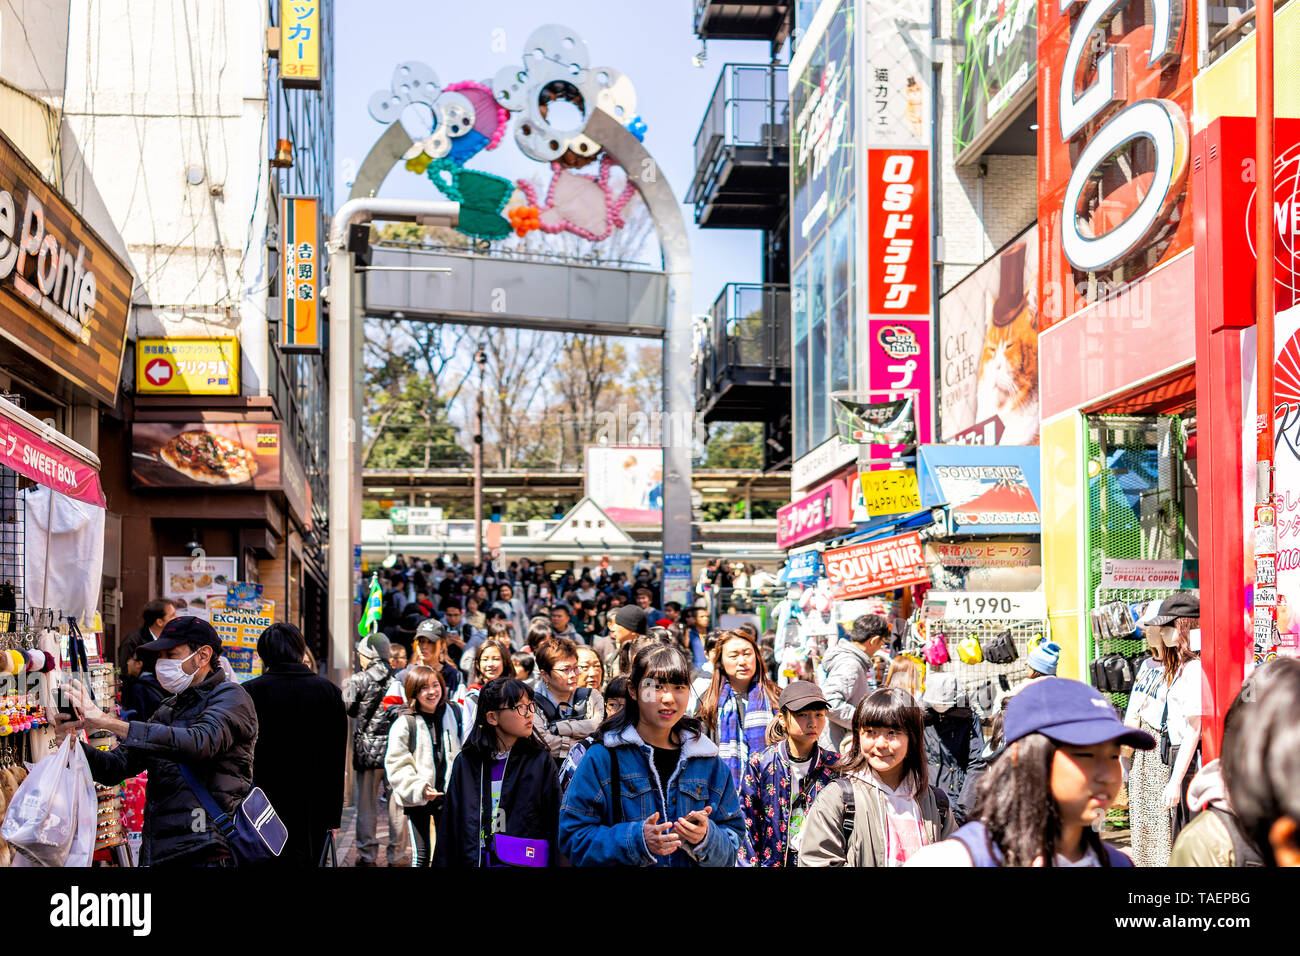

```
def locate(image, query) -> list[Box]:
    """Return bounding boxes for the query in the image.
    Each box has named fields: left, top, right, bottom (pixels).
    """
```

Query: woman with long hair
left=906, top=678, right=1153, bottom=866
left=385, top=665, right=465, bottom=866
left=463, top=639, right=512, bottom=731
left=696, top=629, right=780, bottom=794
left=884, top=654, right=925, bottom=703
left=559, top=643, right=746, bottom=867
left=432, top=677, right=559, bottom=867
left=799, top=687, right=953, bottom=866
left=1121, top=592, right=1202, bottom=865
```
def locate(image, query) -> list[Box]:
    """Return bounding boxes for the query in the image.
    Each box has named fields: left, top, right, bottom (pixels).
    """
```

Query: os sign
left=1039, top=0, right=1197, bottom=325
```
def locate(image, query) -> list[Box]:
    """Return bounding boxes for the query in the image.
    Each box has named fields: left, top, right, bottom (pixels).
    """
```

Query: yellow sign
left=136, top=337, right=239, bottom=395
left=208, top=596, right=275, bottom=682
left=859, top=468, right=922, bottom=517
left=281, top=196, right=320, bottom=351
left=279, top=0, right=321, bottom=88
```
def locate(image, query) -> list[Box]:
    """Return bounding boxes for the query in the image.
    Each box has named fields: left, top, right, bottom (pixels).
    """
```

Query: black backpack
left=534, top=687, right=593, bottom=728
left=1090, top=654, right=1135, bottom=693
left=981, top=630, right=1018, bottom=665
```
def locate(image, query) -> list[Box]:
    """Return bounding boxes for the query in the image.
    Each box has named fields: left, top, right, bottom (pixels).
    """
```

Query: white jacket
left=384, top=706, right=465, bottom=808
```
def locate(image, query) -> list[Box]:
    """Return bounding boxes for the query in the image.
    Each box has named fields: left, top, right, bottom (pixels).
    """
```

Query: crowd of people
left=44, top=563, right=1300, bottom=869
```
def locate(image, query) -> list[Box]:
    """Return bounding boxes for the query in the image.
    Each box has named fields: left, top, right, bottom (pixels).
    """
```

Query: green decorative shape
left=424, top=160, right=514, bottom=239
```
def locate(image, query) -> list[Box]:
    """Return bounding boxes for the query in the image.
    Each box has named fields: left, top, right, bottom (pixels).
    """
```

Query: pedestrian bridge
left=362, top=241, right=668, bottom=337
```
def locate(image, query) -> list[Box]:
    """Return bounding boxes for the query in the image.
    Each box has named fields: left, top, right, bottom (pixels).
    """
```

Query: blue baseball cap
left=1004, top=678, right=1155, bottom=749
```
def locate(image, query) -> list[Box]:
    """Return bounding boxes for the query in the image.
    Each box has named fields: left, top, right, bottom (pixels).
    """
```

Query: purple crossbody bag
left=494, top=833, right=549, bottom=867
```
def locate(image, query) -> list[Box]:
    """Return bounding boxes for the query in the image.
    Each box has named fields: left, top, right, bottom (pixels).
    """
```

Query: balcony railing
left=696, top=283, right=791, bottom=421
left=687, top=64, right=789, bottom=226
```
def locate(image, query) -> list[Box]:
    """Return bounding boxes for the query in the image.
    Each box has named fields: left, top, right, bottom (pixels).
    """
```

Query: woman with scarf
left=798, top=687, right=953, bottom=866
left=697, top=629, right=780, bottom=796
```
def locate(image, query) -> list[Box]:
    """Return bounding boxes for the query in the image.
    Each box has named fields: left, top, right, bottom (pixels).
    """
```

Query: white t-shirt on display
left=1165, top=659, right=1204, bottom=747
left=1124, top=657, right=1168, bottom=729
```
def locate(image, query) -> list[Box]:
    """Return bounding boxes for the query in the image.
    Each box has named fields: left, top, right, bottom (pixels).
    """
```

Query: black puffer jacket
left=82, top=670, right=258, bottom=866
left=432, top=732, right=560, bottom=867
left=342, top=658, right=397, bottom=771
left=923, top=704, right=987, bottom=826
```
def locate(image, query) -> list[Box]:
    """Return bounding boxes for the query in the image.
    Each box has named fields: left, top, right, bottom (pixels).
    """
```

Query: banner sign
left=833, top=394, right=916, bottom=445
left=132, top=421, right=283, bottom=491
left=825, top=532, right=929, bottom=599
left=778, top=478, right=852, bottom=549
left=280, top=196, right=320, bottom=351
left=866, top=318, right=933, bottom=456
left=858, top=468, right=921, bottom=517
left=662, top=553, right=693, bottom=607
left=926, top=590, right=1047, bottom=620
left=866, top=149, right=930, bottom=316
left=209, top=596, right=275, bottom=682
left=1099, top=558, right=1185, bottom=590
left=955, top=0, right=1036, bottom=157
left=919, top=444, right=1041, bottom=534
left=136, top=337, right=239, bottom=395
left=279, top=0, right=321, bottom=88
left=785, top=549, right=824, bottom=583
left=939, top=226, right=1038, bottom=444
left=928, top=541, right=1038, bottom=568
left=0, top=411, right=105, bottom=507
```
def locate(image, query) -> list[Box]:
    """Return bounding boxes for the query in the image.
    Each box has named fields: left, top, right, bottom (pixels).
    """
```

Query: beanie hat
left=356, top=633, right=391, bottom=662
left=1027, top=641, right=1061, bottom=676
left=612, top=604, right=648, bottom=635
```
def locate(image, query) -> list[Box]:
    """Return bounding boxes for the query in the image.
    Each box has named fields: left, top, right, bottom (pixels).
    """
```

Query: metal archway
left=328, top=110, right=692, bottom=676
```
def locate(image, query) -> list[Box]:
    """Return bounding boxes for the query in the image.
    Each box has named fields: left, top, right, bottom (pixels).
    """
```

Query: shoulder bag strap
left=836, top=777, right=856, bottom=844
left=607, top=746, right=622, bottom=827
left=407, top=714, right=418, bottom=754
left=177, top=763, right=236, bottom=839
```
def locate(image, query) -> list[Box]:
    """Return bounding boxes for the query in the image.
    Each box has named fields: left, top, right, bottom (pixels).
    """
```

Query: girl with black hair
left=559, top=643, right=747, bottom=867
left=907, top=677, right=1153, bottom=866
left=432, top=677, right=559, bottom=867
left=799, top=687, right=953, bottom=866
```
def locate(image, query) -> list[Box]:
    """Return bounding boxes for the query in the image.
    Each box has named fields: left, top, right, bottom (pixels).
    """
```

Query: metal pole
left=326, top=199, right=458, bottom=686
left=474, top=356, right=485, bottom=569
left=1253, top=0, right=1278, bottom=661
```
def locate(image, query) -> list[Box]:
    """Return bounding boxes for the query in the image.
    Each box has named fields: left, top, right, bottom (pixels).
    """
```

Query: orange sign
left=280, top=196, right=320, bottom=351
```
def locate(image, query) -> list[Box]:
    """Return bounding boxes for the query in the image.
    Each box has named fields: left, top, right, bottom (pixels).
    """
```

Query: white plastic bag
left=1, top=734, right=97, bottom=866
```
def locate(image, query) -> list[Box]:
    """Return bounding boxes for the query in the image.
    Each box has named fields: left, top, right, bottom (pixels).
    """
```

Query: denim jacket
left=559, top=724, right=746, bottom=867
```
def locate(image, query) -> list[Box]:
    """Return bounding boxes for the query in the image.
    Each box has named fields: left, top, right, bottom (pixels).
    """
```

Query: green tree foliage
left=702, top=421, right=763, bottom=469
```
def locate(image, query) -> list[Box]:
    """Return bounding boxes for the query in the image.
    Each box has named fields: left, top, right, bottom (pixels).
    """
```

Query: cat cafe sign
left=0, top=130, right=132, bottom=405
left=1038, top=0, right=1197, bottom=327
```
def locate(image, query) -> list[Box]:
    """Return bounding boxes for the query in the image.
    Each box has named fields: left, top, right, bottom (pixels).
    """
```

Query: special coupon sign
left=824, top=532, right=929, bottom=599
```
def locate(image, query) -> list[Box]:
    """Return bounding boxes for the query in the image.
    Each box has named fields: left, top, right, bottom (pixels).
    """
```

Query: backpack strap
left=1210, top=805, right=1266, bottom=867
left=836, top=777, right=856, bottom=846
left=534, top=692, right=560, bottom=725
left=607, top=745, right=622, bottom=827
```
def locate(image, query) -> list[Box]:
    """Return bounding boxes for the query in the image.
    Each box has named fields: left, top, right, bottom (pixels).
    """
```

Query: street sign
left=135, top=337, right=239, bottom=395
left=926, top=590, right=1047, bottom=620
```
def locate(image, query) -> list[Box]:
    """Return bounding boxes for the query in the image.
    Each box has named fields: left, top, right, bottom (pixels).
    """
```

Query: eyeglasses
left=552, top=665, right=579, bottom=677
left=502, top=701, right=536, bottom=717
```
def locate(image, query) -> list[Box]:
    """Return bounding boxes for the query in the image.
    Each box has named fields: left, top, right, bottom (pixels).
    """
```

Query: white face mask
left=1158, top=625, right=1179, bottom=648
left=156, top=648, right=203, bottom=693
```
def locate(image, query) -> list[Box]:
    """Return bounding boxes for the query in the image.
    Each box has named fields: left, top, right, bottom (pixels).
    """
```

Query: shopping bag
left=1, top=734, right=96, bottom=866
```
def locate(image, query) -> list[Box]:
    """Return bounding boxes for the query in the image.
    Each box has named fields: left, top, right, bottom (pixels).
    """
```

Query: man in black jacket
left=245, top=622, right=347, bottom=866
left=342, top=633, right=402, bottom=866
left=59, top=616, right=258, bottom=867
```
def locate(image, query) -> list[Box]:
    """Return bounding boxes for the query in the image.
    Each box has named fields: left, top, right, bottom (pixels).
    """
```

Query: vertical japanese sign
left=279, top=0, right=321, bottom=89
left=862, top=0, right=933, bottom=458
left=281, top=196, right=320, bottom=351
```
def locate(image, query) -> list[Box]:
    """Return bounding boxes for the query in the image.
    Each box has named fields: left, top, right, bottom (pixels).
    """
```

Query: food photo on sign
left=131, top=421, right=282, bottom=490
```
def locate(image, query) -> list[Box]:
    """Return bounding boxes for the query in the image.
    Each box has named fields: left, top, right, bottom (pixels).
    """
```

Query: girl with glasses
left=433, top=677, right=559, bottom=867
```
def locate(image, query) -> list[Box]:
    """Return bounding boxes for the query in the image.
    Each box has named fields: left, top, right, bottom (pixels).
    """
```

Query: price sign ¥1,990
left=927, top=591, right=1046, bottom=620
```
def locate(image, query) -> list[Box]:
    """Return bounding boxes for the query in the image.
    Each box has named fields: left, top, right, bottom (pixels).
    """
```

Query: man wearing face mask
left=56, top=616, right=257, bottom=867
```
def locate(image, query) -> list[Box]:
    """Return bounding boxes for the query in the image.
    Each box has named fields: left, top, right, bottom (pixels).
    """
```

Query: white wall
left=60, top=0, right=271, bottom=393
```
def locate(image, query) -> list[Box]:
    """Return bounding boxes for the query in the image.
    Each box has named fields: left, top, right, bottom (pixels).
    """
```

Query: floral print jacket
left=739, top=740, right=838, bottom=866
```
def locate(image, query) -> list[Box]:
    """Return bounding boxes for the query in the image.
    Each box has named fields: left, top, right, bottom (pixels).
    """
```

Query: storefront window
left=793, top=260, right=809, bottom=460
left=829, top=199, right=853, bottom=396
left=809, top=235, right=828, bottom=444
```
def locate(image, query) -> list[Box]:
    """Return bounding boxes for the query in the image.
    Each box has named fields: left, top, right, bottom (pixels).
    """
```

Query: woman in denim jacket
left=559, top=644, right=746, bottom=866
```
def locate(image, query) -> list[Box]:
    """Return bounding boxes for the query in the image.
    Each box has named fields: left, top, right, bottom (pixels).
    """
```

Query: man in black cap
left=596, top=605, right=647, bottom=678
left=56, top=616, right=258, bottom=867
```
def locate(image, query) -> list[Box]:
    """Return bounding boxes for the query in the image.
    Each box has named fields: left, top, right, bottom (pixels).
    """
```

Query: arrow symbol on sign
left=146, top=360, right=172, bottom=385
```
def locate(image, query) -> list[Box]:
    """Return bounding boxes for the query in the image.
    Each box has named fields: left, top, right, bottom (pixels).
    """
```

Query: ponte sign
left=0, top=129, right=132, bottom=405
left=1038, top=0, right=1197, bottom=328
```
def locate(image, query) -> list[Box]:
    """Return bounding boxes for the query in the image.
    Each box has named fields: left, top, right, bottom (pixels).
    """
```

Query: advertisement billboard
left=866, top=317, right=933, bottom=450
left=132, top=421, right=283, bottom=491
left=1037, top=0, right=1197, bottom=329
left=919, top=444, right=1042, bottom=535
left=939, top=225, right=1039, bottom=444
left=584, top=446, right=662, bottom=525
left=136, top=337, right=240, bottom=396
left=825, top=532, right=929, bottom=599
left=955, top=0, right=1036, bottom=157
left=280, top=196, right=320, bottom=351
left=777, top=477, right=852, bottom=549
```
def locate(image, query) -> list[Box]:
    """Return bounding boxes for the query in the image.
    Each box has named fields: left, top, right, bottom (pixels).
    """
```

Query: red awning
left=0, top=402, right=105, bottom=508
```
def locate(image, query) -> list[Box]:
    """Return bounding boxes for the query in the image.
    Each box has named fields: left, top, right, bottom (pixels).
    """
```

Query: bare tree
left=480, top=328, right=562, bottom=467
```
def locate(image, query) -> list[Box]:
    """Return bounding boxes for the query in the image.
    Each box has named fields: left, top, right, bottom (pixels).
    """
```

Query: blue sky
left=333, top=0, right=771, bottom=316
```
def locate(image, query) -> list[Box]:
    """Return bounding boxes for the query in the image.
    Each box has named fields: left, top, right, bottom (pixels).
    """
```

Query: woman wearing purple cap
left=905, top=678, right=1156, bottom=867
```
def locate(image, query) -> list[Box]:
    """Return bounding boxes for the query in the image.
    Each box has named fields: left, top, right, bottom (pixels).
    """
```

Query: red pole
left=1253, top=0, right=1278, bottom=666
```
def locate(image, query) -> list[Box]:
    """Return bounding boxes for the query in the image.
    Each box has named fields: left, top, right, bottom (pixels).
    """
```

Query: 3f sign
left=1057, top=0, right=1189, bottom=272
